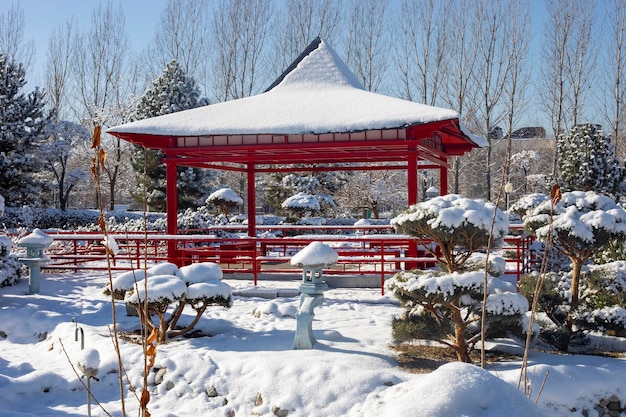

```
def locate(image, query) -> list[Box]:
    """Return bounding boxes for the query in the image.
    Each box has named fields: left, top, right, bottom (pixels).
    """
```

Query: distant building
left=510, top=126, right=546, bottom=139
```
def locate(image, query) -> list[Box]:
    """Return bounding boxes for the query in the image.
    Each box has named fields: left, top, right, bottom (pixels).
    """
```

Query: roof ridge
left=264, top=37, right=322, bottom=92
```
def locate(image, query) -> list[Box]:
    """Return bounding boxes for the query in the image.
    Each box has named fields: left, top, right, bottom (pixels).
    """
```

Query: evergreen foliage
left=524, top=190, right=626, bottom=350
left=557, top=123, right=626, bottom=198
left=0, top=54, right=52, bottom=206
left=262, top=170, right=346, bottom=216
left=391, top=195, right=509, bottom=272
left=130, top=60, right=214, bottom=211
left=387, top=269, right=528, bottom=363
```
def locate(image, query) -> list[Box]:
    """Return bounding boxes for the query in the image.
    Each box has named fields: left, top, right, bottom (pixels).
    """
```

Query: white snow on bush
left=290, top=241, right=338, bottom=267
left=111, top=269, right=147, bottom=292
left=206, top=188, right=243, bottom=204
left=146, top=262, right=179, bottom=276
left=281, top=192, right=320, bottom=211
left=532, top=191, right=626, bottom=243
left=486, top=292, right=528, bottom=315
left=391, top=194, right=509, bottom=239
left=176, top=262, right=223, bottom=284
left=129, top=274, right=187, bottom=303
left=404, top=271, right=484, bottom=297
left=186, top=281, right=232, bottom=301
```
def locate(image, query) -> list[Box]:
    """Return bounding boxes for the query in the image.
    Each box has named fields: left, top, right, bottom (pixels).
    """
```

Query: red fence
left=40, top=225, right=534, bottom=294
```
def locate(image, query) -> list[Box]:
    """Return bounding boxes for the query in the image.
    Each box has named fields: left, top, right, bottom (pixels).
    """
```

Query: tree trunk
left=452, top=303, right=471, bottom=363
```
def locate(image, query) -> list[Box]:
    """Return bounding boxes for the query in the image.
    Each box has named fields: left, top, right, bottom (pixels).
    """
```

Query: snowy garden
left=2, top=1, right=626, bottom=414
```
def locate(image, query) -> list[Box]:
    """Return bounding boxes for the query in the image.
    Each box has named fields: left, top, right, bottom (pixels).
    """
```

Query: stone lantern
left=18, top=229, right=53, bottom=294
left=290, top=242, right=338, bottom=349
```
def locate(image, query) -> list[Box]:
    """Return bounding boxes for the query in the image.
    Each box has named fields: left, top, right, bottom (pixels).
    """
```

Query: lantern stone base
left=293, top=282, right=328, bottom=350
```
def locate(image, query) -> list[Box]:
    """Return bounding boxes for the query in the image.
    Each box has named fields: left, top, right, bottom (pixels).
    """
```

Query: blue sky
left=6, top=0, right=548, bottom=85
left=3, top=0, right=169, bottom=84
left=5, top=0, right=551, bottom=129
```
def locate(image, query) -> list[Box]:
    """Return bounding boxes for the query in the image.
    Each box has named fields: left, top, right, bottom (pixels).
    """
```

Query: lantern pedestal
left=293, top=266, right=328, bottom=350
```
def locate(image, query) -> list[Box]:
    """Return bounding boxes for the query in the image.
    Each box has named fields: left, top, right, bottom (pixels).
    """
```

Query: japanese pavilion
left=107, top=37, right=485, bottom=263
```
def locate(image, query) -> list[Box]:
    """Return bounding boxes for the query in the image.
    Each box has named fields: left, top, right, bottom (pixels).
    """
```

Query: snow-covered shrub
left=557, top=123, right=626, bottom=199
left=457, top=254, right=506, bottom=277
left=281, top=192, right=321, bottom=220
left=520, top=261, right=626, bottom=346
left=508, top=193, right=549, bottom=221
left=177, top=206, right=215, bottom=232
left=524, top=190, right=626, bottom=350
left=391, top=194, right=509, bottom=272
left=124, top=262, right=232, bottom=343
left=206, top=187, right=243, bottom=218
left=387, top=269, right=528, bottom=363
left=0, top=234, right=21, bottom=287
left=0, top=194, right=21, bottom=287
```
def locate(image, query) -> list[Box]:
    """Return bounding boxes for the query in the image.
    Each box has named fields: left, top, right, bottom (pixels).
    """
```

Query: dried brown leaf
left=140, top=388, right=150, bottom=409
left=98, top=148, right=107, bottom=167
left=147, top=328, right=158, bottom=345
left=91, top=125, right=101, bottom=148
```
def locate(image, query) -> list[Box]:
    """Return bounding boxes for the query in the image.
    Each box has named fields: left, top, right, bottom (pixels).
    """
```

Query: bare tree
left=0, top=2, right=35, bottom=72
left=541, top=0, right=598, bottom=175
left=344, top=0, right=391, bottom=92
left=45, top=19, right=78, bottom=121
left=394, top=0, right=448, bottom=105
left=604, top=0, right=626, bottom=158
left=472, top=0, right=520, bottom=201
left=72, top=2, right=130, bottom=211
left=210, top=0, right=274, bottom=101
left=440, top=1, right=478, bottom=195
left=566, top=1, right=598, bottom=128
left=143, top=0, right=211, bottom=85
left=271, top=0, right=344, bottom=76
left=500, top=1, right=532, bottom=191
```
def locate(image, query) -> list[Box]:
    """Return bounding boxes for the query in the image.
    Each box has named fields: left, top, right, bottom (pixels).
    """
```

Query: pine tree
left=557, top=123, right=626, bottom=198
left=0, top=54, right=51, bottom=206
left=131, top=60, right=213, bottom=211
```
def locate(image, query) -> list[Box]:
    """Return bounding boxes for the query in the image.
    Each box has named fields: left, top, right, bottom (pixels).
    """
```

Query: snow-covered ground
left=0, top=269, right=625, bottom=417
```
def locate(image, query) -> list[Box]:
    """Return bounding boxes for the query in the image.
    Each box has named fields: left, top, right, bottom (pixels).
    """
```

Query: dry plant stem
left=535, top=370, right=550, bottom=404
left=517, top=186, right=559, bottom=396
left=92, top=127, right=127, bottom=417
left=59, top=338, right=113, bottom=417
left=139, top=146, right=154, bottom=417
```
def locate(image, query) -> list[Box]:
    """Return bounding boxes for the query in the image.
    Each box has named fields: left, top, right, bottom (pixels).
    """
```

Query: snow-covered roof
left=107, top=38, right=485, bottom=155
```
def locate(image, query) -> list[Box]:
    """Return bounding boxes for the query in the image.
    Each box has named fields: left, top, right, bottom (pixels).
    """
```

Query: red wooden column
left=440, top=161, right=448, bottom=195
left=406, top=146, right=419, bottom=268
left=246, top=164, right=256, bottom=237
left=166, top=160, right=179, bottom=265
left=246, top=164, right=259, bottom=285
left=407, top=146, right=418, bottom=206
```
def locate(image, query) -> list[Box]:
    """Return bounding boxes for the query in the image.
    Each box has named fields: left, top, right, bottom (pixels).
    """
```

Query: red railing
left=39, top=225, right=534, bottom=295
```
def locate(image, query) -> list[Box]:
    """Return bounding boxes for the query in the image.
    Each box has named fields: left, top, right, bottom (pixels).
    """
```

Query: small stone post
left=18, top=229, right=53, bottom=294
left=290, top=242, right=338, bottom=349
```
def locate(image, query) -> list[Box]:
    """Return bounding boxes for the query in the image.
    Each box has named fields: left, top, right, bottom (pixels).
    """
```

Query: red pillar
left=406, top=147, right=419, bottom=267
left=246, top=164, right=256, bottom=237
left=166, top=161, right=179, bottom=265
left=440, top=161, right=448, bottom=195
left=407, top=147, right=418, bottom=206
